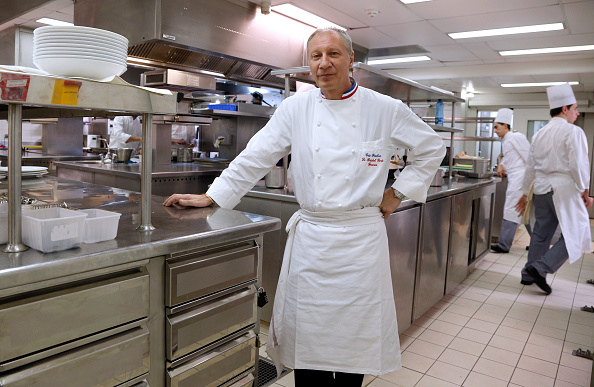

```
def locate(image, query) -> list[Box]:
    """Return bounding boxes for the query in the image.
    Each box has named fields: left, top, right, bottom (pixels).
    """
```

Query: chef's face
left=563, top=103, right=580, bottom=124
left=493, top=122, right=509, bottom=138
left=307, top=31, right=354, bottom=99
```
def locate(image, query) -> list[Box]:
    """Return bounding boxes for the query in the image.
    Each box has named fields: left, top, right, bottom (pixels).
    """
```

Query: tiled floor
left=261, top=224, right=594, bottom=387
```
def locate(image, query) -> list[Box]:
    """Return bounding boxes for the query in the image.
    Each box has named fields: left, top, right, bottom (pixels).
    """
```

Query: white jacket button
left=338, top=203, right=342, bottom=208
left=351, top=123, right=356, bottom=127
left=351, top=149, right=355, bottom=154
left=315, top=147, right=320, bottom=152
left=317, top=201, right=322, bottom=206
left=317, top=174, right=322, bottom=178
left=345, top=176, right=350, bottom=181
left=317, top=122, right=321, bottom=127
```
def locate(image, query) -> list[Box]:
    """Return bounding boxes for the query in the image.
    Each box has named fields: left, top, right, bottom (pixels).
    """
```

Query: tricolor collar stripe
left=321, top=79, right=358, bottom=100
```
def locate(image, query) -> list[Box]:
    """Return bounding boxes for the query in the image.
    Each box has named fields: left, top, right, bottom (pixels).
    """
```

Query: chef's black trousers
left=294, top=369, right=364, bottom=386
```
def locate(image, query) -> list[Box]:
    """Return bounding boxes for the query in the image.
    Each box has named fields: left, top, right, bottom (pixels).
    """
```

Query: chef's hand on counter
left=172, top=138, right=188, bottom=145
left=163, top=193, right=214, bottom=208
left=497, top=164, right=506, bottom=178
left=515, top=194, right=527, bottom=215
left=379, top=188, right=402, bottom=220
left=163, top=203, right=215, bottom=219
left=582, top=189, right=593, bottom=208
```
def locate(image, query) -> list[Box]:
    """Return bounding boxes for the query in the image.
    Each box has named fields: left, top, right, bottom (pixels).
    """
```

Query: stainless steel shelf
left=0, top=70, right=178, bottom=252
left=429, top=124, right=464, bottom=133
left=271, top=62, right=464, bottom=103
left=190, top=109, right=273, bottom=118
left=442, top=136, right=501, bottom=142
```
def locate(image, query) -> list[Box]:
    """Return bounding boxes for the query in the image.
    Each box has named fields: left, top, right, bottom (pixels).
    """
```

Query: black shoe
left=521, top=279, right=534, bottom=285
left=526, top=266, right=552, bottom=295
left=526, top=246, right=530, bottom=251
left=490, top=244, right=509, bottom=253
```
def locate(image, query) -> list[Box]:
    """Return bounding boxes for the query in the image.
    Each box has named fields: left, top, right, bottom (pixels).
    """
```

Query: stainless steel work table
left=0, top=176, right=280, bottom=292
left=53, top=160, right=224, bottom=197
left=245, top=175, right=499, bottom=209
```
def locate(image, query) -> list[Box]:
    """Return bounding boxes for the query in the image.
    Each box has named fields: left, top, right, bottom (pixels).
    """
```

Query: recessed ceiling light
left=271, top=4, right=345, bottom=30
left=449, top=23, right=563, bottom=39
left=36, top=18, right=74, bottom=26
left=400, top=0, right=434, bottom=3
left=500, top=44, right=594, bottom=56
left=368, top=56, right=431, bottom=65
left=501, top=81, right=579, bottom=88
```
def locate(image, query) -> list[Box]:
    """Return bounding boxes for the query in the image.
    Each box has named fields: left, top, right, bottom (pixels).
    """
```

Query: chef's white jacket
left=500, top=131, right=530, bottom=223
left=207, top=85, right=445, bottom=374
left=521, top=117, right=591, bottom=262
left=108, top=116, right=142, bottom=150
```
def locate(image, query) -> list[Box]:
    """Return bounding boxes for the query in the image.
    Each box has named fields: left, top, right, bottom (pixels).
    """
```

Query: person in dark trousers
left=164, top=28, right=445, bottom=386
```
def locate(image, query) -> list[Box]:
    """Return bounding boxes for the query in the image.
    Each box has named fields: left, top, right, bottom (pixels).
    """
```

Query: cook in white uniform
left=164, top=28, right=445, bottom=386
left=108, top=116, right=142, bottom=152
left=171, top=124, right=196, bottom=146
left=491, top=108, right=531, bottom=254
left=516, top=83, right=592, bottom=294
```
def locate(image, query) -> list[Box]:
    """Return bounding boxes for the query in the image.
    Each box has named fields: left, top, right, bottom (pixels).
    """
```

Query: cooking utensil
left=109, top=148, right=134, bottom=163
left=177, top=147, right=193, bottom=163
left=265, top=166, right=285, bottom=188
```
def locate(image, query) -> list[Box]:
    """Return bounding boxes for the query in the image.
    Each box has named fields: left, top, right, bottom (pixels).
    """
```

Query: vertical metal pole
left=451, top=102, right=456, bottom=128
left=282, top=74, right=290, bottom=188
left=138, top=113, right=155, bottom=231
left=449, top=132, right=454, bottom=180
left=4, top=104, right=27, bottom=252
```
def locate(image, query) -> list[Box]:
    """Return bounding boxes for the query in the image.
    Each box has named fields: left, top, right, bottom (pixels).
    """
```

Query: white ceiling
left=2, top=0, right=594, bottom=101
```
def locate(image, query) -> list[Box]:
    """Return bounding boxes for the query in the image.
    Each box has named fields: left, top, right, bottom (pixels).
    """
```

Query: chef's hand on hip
left=582, top=189, right=593, bottom=208
left=379, top=188, right=402, bottom=220
left=497, top=164, right=505, bottom=178
left=515, top=194, right=527, bottom=214
left=164, top=193, right=213, bottom=207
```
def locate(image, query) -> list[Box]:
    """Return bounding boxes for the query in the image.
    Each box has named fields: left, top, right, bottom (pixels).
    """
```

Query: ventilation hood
left=74, top=0, right=312, bottom=90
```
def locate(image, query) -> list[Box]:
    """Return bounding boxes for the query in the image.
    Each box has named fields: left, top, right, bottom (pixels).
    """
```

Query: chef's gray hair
left=307, top=27, right=353, bottom=56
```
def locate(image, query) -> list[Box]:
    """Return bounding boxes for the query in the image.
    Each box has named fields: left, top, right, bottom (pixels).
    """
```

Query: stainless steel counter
left=246, top=175, right=499, bottom=210
left=0, top=176, right=280, bottom=292
left=54, top=161, right=224, bottom=196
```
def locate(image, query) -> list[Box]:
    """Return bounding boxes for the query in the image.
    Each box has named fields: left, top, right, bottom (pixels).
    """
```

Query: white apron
left=547, top=173, right=591, bottom=263
left=267, top=207, right=401, bottom=375
left=504, top=169, right=524, bottom=223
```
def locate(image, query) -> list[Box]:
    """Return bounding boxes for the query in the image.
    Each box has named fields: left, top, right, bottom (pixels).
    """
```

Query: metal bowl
left=108, top=148, right=134, bottom=162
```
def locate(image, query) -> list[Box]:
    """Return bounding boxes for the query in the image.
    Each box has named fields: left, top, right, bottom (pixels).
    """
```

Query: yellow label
left=51, top=79, right=82, bottom=105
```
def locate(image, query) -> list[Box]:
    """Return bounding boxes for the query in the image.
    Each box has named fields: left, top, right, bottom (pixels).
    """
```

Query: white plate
left=33, top=54, right=127, bottom=66
left=34, top=42, right=128, bottom=53
left=33, top=57, right=127, bottom=80
left=34, top=49, right=127, bottom=61
left=34, top=31, right=128, bottom=46
left=34, top=36, right=128, bottom=49
left=0, top=166, right=47, bottom=173
left=34, top=26, right=128, bottom=43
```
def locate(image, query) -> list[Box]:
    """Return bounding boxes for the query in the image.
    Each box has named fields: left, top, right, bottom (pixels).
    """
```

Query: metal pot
left=177, top=147, right=193, bottom=163
left=109, top=148, right=134, bottom=163
left=265, top=167, right=285, bottom=188
left=430, top=168, right=445, bottom=186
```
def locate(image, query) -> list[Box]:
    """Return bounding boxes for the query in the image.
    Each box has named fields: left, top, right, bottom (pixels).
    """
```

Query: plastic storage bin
left=80, top=209, right=121, bottom=243
left=207, top=104, right=237, bottom=111
left=22, top=208, right=88, bottom=253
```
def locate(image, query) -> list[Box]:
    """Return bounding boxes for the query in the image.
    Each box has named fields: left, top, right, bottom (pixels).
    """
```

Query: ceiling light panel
left=449, top=23, right=564, bottom=39
left=36, top=17, right=73, bottom=26
left=271, top=4, right=345, bottom=30
left=501, top=81, right=579, bottom=87
left=500, top=44, right=594, bottom=56
left=368, top=56, right=431, bottom=65
left=400, top=0, right=434, bottom=3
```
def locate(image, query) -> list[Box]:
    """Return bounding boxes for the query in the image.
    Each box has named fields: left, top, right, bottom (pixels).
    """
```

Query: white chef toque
left=547, top=83, right=576, bottom=109
left=494, top=108, right=513, bottom=126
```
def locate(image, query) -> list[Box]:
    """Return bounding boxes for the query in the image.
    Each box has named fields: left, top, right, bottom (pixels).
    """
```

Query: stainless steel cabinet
left=470, top=185, right=496, bottom=264
left=386, top=206, right=421, bottom=333
left=414, top=197, right=451, bottom=320
left=446, top=191, right=473, bottom=294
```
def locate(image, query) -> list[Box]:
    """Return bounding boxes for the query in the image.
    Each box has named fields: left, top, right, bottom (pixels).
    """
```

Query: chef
left=164, top=27, right=445, bottom=386
left=108, top=115, right=142, bottom=151
left=491, top=108, right=531, bottom=254
left=171, top=124, right=195, bottom=146
left=516, top=83, right=592, bottom=295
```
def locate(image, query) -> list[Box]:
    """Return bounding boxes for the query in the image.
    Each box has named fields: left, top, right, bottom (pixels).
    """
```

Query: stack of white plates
left=33, top=25, right=128, bottom=80
left=0, top=166, right=49, bottom=179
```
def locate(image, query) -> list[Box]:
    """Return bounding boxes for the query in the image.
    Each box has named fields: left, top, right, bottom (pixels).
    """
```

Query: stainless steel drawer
left=167, top=331, right=256, bottom=387
left=0, top=269, right=149, bottom=363
left=167, top=286, right=257, bottom=361
left=166, top=241, right=258, bottom=307
left=0, top=325, right=150, bottom=386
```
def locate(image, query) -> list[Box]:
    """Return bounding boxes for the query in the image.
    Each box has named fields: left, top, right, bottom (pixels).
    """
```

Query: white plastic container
left=22, top=208, right=88, bottom=253
left=80, top=209, right=121, bottom=243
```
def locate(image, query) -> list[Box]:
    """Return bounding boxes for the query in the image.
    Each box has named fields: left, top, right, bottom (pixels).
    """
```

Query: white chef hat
left=494, top=108, right=513, bottom=126
left=547, top=83, right=576, bottom=109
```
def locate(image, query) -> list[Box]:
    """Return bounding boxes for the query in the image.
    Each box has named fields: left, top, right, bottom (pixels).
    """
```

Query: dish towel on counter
left=267, top=206, right=401, bottom=377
